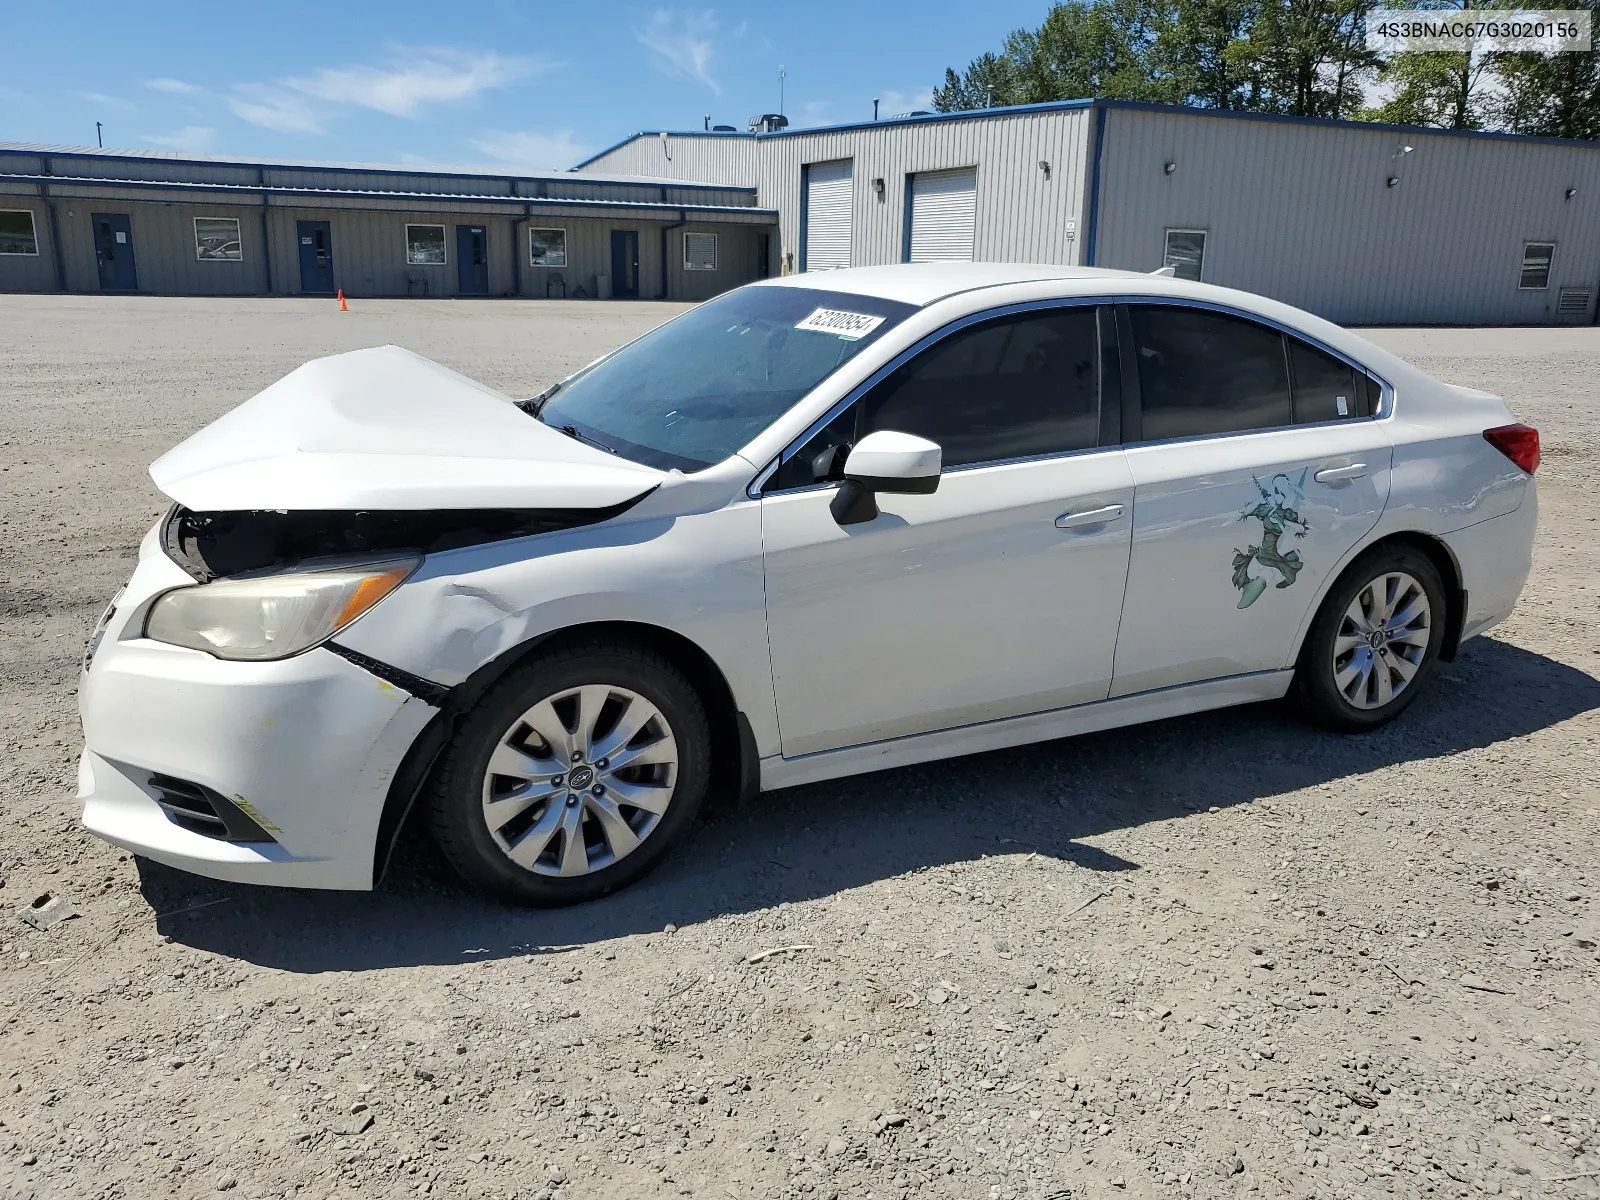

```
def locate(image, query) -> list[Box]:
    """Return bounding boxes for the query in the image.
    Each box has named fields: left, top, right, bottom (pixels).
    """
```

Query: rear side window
left=860, top=307, right=1100, bottom=468
left=1128, top=306, right=1290, bottom=439
left=1288, top=338, right=1375, bottom=423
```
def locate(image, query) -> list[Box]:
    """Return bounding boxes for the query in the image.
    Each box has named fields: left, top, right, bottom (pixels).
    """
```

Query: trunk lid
left=150, top=345, right=663, bottom=511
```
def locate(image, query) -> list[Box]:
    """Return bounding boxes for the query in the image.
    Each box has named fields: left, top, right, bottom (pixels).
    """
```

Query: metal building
left=575, top=99, right=1600, bottom=325
left=0, top=143, right=777, bottom=301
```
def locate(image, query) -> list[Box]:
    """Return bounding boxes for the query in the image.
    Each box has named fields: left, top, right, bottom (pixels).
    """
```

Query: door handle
left=1055, top=503, right=1125, bottom=529
left=1313, top=463, right=1367, bottom=484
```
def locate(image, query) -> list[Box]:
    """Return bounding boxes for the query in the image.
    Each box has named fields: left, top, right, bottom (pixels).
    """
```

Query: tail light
left=1483, top=424, right=1540, bottom=474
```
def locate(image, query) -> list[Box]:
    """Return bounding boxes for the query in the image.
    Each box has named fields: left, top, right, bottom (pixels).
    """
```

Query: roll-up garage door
left=803, top=160, right=853, bottom=271
left=908, top=167, right=977, bottom=263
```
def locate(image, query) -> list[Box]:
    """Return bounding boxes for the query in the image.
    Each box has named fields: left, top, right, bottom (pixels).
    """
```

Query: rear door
left=1110, top=303, right=1393, bottom=697
left=761, top=303, right=1133, bottom=756
left=92, top=213, right=137, bottom=290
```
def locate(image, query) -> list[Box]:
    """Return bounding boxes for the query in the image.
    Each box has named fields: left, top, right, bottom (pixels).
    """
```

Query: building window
left=1519, top=241, right=1554, bottom=289
left=1163, top=229, right=1206, bottom=281
left=194, top=217, right=242, bottom=261
left=0, top=210, right=39, bottom=255
left=406, top=224, right=447, bottom=266
left=530, top=228, right=567, bottom=267
left=684, top=232, right=718, bottom=271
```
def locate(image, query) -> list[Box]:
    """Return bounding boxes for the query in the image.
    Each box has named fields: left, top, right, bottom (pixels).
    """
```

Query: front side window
left=684, top=232, right=718, bottom=271
left=406, top=225, right=446, bottom=265
left=772, top=306, right=1101, bottom=489
left=1520, top=241, right=1554, bottom=289
left=1129, top=305, right=1291, bottom=440
left=0, top=210, right=38, bottom=255
left=194, top=217, right=242, bottom=261
left=530, top=228, right=567, bottom=267
left=533, top=285, right=915, bottom=472
left=1163, top=229, right=1206, bottom=281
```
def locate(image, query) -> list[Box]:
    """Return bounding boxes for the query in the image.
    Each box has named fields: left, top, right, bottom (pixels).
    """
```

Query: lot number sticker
left=795, top=308, right=885, bottom=340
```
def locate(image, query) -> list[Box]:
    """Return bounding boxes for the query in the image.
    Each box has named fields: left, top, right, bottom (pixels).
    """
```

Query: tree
left=932, top=53, right=1020, bottom=111
left=1152, top=0, right=1261, bottom=109
left=1492, top=0, right=1600, bottom=137
left=1364, top=50, right=1494, bottom=128
left=1240, top=0, right=1382, bottom=117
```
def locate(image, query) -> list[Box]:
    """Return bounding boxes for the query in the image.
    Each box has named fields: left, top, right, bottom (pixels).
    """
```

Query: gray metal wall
left=575, top=134, right=760, bottom=186
left=1093, top=106, right=1600, bottom=324
left=754, top=109, right=1094, bottom=272
left=0, top=191, right=58, bottom=291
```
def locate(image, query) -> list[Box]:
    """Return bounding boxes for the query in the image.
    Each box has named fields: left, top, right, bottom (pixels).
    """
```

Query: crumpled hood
left=150, top=345, right=664, bottom=511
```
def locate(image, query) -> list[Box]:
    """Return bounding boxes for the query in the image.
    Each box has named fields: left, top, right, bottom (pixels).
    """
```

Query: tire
left=425, top=639, right=711, bottom=906
left=1293, top=544, right=1448, bottom=732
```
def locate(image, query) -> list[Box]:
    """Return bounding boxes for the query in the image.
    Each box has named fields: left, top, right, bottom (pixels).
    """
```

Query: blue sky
left=4, top=1, right=1049, bottom=171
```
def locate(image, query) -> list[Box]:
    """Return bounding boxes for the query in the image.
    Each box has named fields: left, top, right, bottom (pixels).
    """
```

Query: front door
left=92, top=213, right=137, bottom=290
left=1110, top=303, right=1393, bottom=697
left=296, top=220, right=334, bottom=294
left=610, top=229, right=639, bottom=298
left=761, top=304, right=1134, bottom=757
left=456, top=224, right=488, bottom=294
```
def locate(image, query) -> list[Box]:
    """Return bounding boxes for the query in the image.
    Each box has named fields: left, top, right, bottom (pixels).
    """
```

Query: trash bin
left=595, top=273, right=612, bottom=300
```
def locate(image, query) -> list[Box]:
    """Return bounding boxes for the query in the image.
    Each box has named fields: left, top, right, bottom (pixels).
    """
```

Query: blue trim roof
left=575, top=97, right=1600, bottom=168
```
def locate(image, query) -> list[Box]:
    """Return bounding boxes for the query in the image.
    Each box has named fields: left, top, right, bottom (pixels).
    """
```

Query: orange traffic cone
left=337, top=289, right=348, bottom=311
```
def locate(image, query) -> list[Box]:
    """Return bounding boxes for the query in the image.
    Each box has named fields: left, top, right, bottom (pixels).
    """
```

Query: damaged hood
left=150, top=345, right=664, bottom=511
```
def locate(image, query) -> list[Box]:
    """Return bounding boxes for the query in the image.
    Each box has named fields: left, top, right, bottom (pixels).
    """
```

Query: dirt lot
left=0, top=295, right=1596, bottom=1200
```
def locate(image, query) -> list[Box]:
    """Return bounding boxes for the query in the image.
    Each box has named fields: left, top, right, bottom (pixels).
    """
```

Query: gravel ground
left=0, top=296, right=1596, bottom=1200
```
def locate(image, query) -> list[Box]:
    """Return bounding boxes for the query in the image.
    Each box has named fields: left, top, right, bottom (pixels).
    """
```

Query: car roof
left=748, top=262, right=1150, bottom=307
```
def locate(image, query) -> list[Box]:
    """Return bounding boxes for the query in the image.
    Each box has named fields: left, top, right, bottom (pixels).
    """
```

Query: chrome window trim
left=751, top=293, right=1394, bottom=497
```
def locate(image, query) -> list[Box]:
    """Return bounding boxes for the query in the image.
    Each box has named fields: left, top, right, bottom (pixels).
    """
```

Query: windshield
left=531, top=285, right=917, bottom=471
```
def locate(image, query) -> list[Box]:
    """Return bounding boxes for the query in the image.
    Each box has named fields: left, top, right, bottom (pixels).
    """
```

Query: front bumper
left=77, top=531, right=436, bottom=890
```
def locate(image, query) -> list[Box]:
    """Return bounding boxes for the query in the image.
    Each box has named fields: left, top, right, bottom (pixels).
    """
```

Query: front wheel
left=1293, top=545, right=1447, bottom=732
left=425, top=640, right=711, bottom=906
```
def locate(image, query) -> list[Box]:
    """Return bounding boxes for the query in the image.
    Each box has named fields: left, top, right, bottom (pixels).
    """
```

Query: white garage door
left=803, top=160, right=853, bottom=271
left=908, top=167, right=977, bottom=263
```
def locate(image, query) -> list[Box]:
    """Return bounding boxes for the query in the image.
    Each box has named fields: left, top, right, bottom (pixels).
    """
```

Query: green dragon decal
left=1232, top=471, right=1310, bottom=609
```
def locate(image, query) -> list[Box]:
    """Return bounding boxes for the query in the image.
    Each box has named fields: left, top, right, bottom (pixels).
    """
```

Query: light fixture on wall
left=1163, top=161, right=1176, bottom=175
left=1386, top=176, right=1399, bottom=188
left=1038, top=159, right=1051, bottom=179
left=1566, top=187, right=1578, bottom=200
left=873, top=177, right=885, bottom=198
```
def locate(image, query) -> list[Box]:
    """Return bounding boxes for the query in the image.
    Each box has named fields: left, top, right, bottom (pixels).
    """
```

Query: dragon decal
left=1231, top=471, right=1310, bottom=609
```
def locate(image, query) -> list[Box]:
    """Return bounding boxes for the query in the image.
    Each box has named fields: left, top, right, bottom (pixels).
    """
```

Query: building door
left=610, top=229, right=639, bottom=298
left=801, top=159, right=852, bottom=270
left=906, top=167, right=977, bottom=263
left=92, top=213, right=138, bottom=290
left=456, top=225, right=489, bottom=294
left=296, top=220, right=334, bottom=294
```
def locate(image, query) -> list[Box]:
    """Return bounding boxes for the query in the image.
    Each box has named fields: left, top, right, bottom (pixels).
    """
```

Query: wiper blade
left=559, top=424, right=615, bottom=455
left=516, top=380, right=563, bottom=418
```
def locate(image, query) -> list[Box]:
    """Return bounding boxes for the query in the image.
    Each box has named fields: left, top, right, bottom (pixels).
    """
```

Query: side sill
left=758, top=670, right=1294, bottom=792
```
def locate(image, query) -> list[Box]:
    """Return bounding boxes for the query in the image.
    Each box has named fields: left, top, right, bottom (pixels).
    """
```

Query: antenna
left=95, top=120, right=103, bottom=148
left=779, top=65, right=786, bottom=116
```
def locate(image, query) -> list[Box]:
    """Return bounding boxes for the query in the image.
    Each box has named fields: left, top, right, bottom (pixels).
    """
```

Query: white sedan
left=77, top=263, right=1540, bottom=905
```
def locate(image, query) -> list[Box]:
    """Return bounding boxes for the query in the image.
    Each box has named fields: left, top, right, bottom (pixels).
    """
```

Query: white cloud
left=141, top=126, right=216, bottom=152
left=228, top=84, right=326, bottom=135
left=636, top=9, right=721, bottom=94
left=286, top=47, right=546, bottom=118
left=470, top=130, right=593, bottom=172
left=879, top=88, right=935, bottom=116
left=145, top=78, right=206, bottom=96
left=74, top=91, right=138, bottom=113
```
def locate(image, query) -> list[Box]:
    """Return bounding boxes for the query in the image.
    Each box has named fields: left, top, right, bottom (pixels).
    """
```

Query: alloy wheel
left=1331, top=571, right=1432, bottom=710
left=480, top=684, right=678, bottom=876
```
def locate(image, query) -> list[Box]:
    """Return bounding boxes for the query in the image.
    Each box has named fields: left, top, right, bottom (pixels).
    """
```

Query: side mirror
left=829, top=430, right=942, bottom=526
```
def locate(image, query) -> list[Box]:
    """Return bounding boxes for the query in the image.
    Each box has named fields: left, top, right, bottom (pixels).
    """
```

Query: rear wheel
left=426, top=640, right=711, bottom=905
left=1294, top=545, right=1447, bottom=732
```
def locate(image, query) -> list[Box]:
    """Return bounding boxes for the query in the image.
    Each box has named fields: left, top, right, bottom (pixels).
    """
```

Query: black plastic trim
left=324, top=643, right=453, bottom=706
left=148, top=773, right=277, bottom=843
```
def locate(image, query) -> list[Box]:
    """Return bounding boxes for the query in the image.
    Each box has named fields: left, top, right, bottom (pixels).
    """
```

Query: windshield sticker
left=795, top=308, right=886, bottom=340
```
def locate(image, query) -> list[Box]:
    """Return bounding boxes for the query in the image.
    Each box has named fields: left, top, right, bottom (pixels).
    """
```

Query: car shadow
left=141, top=636, right=1600, bottom=972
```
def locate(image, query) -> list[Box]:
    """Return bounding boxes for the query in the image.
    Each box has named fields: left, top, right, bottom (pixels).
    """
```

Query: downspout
left=41, top=157, right=66, bottom=292
left=1084, top=101, right=1107, bottom=268
left=512, top=200, right=530, bottom=297
left=659, top=208, right=686, bottom=301
left=258, top=168, right=273, bottom=295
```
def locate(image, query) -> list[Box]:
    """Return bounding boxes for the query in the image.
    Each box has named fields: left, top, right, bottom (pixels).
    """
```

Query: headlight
left=144, top=557, right=419, bottom=661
